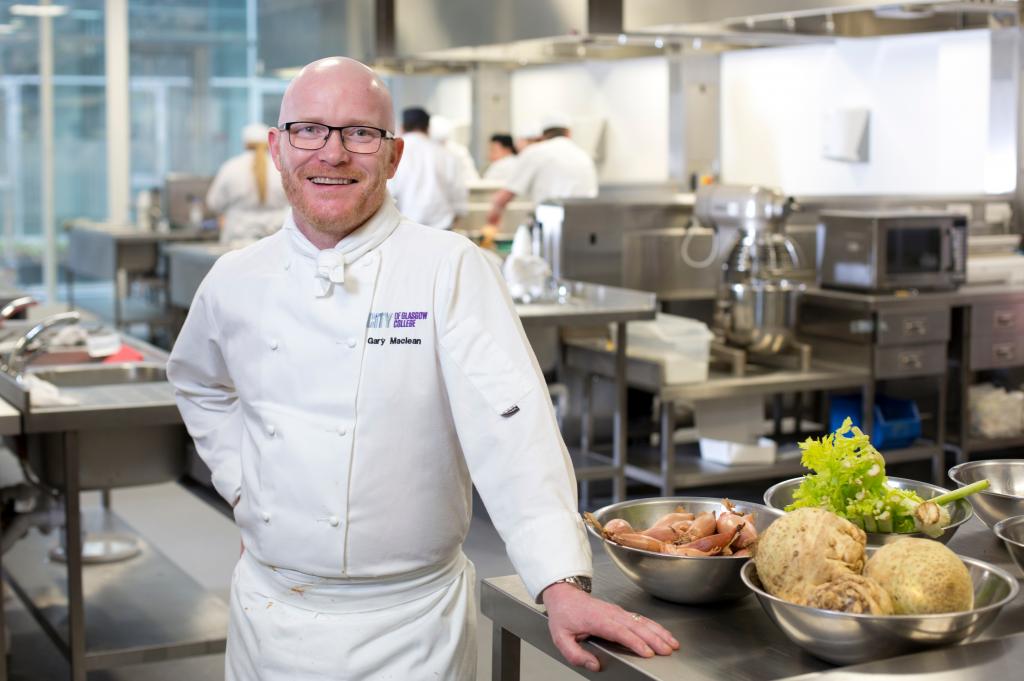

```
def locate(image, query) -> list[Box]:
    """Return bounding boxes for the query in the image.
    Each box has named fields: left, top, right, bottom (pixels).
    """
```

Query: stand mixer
left=694, top=184, right=807, bottom=360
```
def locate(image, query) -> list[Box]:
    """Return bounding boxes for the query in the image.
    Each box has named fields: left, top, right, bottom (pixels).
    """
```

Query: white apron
left=226, top=551, right=477, bottom=681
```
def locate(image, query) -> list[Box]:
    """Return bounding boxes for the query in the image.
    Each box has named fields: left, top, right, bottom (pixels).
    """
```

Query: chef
left=206, top=123, right=289, bottom=246
left=486, top=112, right=598, bottom=227
left=167, top=57, right=678, bottom=680
left=387, top=107, right=468, bottom=229
left=429, top=114, right=481, bottom=183
left=482, top=133, right=518, bottom=182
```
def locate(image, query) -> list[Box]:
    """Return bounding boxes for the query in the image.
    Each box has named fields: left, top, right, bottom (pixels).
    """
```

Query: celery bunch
left=785, top=417, right=923, bottom=533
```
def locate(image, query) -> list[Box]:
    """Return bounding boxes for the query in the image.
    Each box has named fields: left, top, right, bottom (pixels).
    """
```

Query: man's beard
left=280, top=168, right=385, bottom=239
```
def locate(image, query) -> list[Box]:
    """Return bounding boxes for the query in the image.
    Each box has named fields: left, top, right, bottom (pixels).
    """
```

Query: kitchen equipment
left=694, top=184, right=806, bottom=354
left=818, top=210, right=967, bottom=292
left=585, top=497, right=778, bottom=604
left=741, top=547, right=1019, bottom=666
left=993, top=515, right=1024, bottom=576
left=948, top=460, right=1024, bottom=529
left=763, top=476, right=973, bottom=545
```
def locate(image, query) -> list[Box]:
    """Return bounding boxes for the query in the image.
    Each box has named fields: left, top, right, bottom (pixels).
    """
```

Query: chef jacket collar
left=283, top=198, right=401, bottom=297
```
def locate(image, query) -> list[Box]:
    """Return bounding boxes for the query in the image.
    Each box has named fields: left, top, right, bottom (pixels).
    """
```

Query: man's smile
left=309, top=176, right=358, bottom=185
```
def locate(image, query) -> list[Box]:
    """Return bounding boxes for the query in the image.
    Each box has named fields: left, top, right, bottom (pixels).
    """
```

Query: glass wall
left=0, top=0, right=290, bottom=296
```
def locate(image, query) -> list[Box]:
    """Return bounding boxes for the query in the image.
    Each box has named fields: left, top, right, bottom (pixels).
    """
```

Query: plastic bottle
left=187, top=195, right=204, bottom=229
left=136, top=190, right=153, bottom=230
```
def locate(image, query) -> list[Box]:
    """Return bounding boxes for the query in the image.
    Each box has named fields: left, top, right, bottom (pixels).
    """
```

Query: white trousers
left=226, top=551, right=477, bottom=681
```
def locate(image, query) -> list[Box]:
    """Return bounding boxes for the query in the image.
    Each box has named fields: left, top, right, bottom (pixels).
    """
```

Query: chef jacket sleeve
left=447, top=152, right=469, bottom=218
left=502, top=146, right=538, bottom=199
left=436, top=242, right=592, bottom=600
left=166, top=267, right=243, bottom=506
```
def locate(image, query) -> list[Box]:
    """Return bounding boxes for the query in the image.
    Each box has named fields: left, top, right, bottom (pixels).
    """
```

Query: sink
left=28, top=363, right=167, bottom=388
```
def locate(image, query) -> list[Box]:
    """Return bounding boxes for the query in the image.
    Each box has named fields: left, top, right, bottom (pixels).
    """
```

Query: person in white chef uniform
left=167, top=57, right=678, bottom=680
left=205, top=123, right=289, bottom=247
left=486, top=112, right=598, bottom=227
left=387, top=107, right=468, bottom=229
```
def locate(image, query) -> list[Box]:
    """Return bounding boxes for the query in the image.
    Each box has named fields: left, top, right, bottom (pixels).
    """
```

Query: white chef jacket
left=387, top=132, right=468, bottom=229
left=503, top=136, right=598, bottom=204
left=483, top=154, right=518, bottom=183
left=446, top=139, right=481, bottom=183
left=206, top=150, right=289, bottom=246
left=168, top=197, right=590, bottom=595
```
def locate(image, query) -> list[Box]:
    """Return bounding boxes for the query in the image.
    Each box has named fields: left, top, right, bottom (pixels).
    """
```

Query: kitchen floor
left=3, top=481, right=596, bottom=681
left=4, top=462, right=940, bottom=680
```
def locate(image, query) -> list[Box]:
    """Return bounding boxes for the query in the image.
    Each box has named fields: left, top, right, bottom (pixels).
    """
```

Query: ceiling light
left=692, top=38, right=702, bottom=50
left=10, top=4, right=69, bottom=18
left=654, top=37, right=664, bottom=49
left=617, top=34, right=627, bottom=45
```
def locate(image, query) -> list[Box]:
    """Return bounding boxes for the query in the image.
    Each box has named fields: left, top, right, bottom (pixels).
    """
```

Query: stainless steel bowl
left=763, top=476, right=973, bottom=545
left=949, top=460, right=1024, bottom=529
left=722, top=279, right=803, bottom=354
left=586, top=497, right=777, bottom=604
left=993, top=515, right=1024, bottom=576
left=741, top=548, right=1019, bottom=665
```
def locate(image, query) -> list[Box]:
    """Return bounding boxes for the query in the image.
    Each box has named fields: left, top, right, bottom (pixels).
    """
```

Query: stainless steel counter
left=784, top=633, right=1024, bottom=680
left=163, top=242, right=233, bottom=309
left=482, top=516, right=1024, bottom=681
left=0, top=397, right=20, bottom=436
left=163, top=243, right=660, bottom=327
left=802, top=284, right=1024, bottom=312
left=162, top=241, right=659, bottom=505
left=66, top=222, right=217, bottom=330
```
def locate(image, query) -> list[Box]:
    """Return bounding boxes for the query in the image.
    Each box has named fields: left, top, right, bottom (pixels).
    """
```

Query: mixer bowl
left=724, top=279, right=804, bottom=354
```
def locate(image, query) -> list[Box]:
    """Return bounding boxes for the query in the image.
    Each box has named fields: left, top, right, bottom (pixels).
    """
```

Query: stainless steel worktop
left=163, top=242, right=660, bottom=327
left=164, top=242, right=233, bottom=309
left=482, top=516, right=1024, bottom=681
left=802, top=284, right=1024, bottom=311
left=784, top=633, right=1024, bottom=680
left=515, top=281, right=656, bottom=327
left=66, top=222, right=216, bottom=281
left=0, top=398, right=20, bottom=436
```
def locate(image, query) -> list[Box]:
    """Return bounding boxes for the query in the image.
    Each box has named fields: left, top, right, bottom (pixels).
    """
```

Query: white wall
left=387, top=73, right=474, bottom=138
left=721, top=29, right=1010, bottom=195
left=509, top=57, right=670, bottom=182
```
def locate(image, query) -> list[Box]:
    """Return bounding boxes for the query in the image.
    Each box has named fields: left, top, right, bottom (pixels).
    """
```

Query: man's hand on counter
left=541, top=582, right=680, bottom=672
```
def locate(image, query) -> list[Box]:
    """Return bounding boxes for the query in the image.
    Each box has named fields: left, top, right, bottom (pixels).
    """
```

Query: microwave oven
left=817, top=210, right=967, bottom=292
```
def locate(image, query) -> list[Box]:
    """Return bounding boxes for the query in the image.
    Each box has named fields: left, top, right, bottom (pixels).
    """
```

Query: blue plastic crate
left=829, top=394, right=921, bottom=450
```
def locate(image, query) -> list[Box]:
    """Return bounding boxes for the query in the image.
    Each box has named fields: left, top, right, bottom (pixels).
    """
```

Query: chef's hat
left=429, top=115, right=453, bottom=142
left=514, top=120, right=542, bottom=140
left=242, top=123, right=270, bottom=145
left=540, top=111, right=572, bottom=133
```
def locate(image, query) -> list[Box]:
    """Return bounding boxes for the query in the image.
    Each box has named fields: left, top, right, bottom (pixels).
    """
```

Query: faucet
left=0, top=296, right=37, bottom=322
left=2, top=311, right=82, bottom=375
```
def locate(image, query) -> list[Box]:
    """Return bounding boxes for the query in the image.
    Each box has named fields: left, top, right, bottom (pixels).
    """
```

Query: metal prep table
left=801, top=284, right=1024, bottom=470
left=0, top=397, right=21, bottom=681
left=515, top=282, right=657, bottom=503
left=0, top=330, right=228, bottom=681
left=482, top=515, right=1024, bottom=681
left=162, top=243, right=659, bottom=504
left=65, top=222, right=217, bottom=333
left=564, top=338, right=884, bottom=494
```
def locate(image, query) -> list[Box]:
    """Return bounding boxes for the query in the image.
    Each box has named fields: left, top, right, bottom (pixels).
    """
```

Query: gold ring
left=630, top=613, right=642, bottom=622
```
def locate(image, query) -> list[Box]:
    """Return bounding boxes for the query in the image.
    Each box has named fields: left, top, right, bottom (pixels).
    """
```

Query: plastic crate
left=829, top=394, right=922, bottom=450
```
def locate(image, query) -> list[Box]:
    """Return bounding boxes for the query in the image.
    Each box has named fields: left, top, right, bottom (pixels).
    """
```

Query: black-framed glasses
left=279, top=122, right=396, bottom=153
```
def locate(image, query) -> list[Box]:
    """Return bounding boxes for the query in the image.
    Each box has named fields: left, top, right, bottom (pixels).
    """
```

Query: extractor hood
left=625, top=1, right=1018, bottom=39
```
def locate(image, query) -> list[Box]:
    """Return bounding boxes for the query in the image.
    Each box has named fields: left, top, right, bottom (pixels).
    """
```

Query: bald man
left=168, top=57, right=677, bottom=680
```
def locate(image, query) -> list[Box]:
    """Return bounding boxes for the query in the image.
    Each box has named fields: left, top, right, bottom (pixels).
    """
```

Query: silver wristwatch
left=551, top=575, right=592, bottom=593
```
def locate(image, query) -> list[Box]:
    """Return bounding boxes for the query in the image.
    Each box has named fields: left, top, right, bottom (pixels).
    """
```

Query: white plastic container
left=625, top=314, right=713, bottom=385
left=700, top=437, right=778, bottom=466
